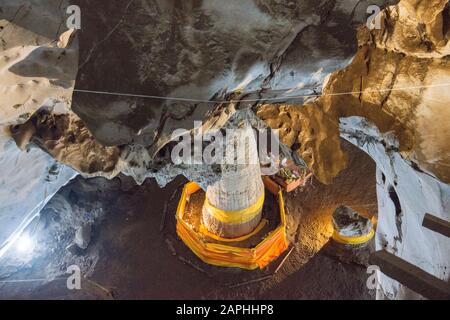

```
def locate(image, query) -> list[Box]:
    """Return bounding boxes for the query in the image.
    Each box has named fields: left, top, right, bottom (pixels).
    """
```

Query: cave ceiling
left=1, top=0, right=449, bottom=186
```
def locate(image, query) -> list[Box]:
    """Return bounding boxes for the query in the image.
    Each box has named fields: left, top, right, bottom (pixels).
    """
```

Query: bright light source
left=15, top=233, right=35, bottom=254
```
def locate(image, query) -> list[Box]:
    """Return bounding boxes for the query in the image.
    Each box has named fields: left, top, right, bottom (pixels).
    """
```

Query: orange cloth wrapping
left=176, top=182, right=289, bottom=270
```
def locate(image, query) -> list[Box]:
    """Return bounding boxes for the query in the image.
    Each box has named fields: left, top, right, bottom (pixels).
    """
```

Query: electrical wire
left=73, top=82, right=450, bottom=104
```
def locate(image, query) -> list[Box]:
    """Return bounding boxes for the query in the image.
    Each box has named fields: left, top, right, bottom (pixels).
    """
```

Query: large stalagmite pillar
left=202, top=123, right=264, bottom=238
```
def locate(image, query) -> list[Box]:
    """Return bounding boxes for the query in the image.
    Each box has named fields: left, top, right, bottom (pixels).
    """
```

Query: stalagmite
left=202, top=123, right=264, bottom=238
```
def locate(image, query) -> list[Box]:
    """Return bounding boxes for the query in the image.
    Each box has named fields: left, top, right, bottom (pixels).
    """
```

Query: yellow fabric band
left=204, top=191, right=265, bottom=224
left=332, top=229, right=375, bottom=245
left=199, top=219, right=268, bottom=243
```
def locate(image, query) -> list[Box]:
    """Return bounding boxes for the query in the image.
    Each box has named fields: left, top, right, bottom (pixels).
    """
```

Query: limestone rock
left=341, top=116, right=450, bottom=300
left=9, top=0, right=397, bottom=184
left=0, top=0, right=78, bottom=258
left=1, top=0, right=449, bottom=301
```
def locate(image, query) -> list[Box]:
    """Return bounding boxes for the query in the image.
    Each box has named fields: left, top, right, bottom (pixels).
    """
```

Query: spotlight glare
left=15, top=233, right=35, bottom=254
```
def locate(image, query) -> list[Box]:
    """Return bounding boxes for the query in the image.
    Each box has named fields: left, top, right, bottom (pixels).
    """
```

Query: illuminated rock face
left=341, top=117, right=450, bottom=300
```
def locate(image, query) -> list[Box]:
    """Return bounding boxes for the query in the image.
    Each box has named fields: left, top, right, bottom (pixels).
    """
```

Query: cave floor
left=0, top=140, right=378, bottom=300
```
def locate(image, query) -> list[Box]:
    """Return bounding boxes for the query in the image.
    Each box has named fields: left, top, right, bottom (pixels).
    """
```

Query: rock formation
left=258, top=0, right=450, bottom=298
left=259, top=0, right=450, bottom=185
left=9, top=0, right=397, bottom=183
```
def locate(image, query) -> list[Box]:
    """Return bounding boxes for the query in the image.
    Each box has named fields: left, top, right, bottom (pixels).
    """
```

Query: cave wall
left=257, top=0, right=450, bottom=299
left=258, top=0, right=450, bottom=185
left=11, top=0, right=397, bottom=180
left=341, top=116, right=450, bottom=299
left=0, top=0, right=448, bottom=300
